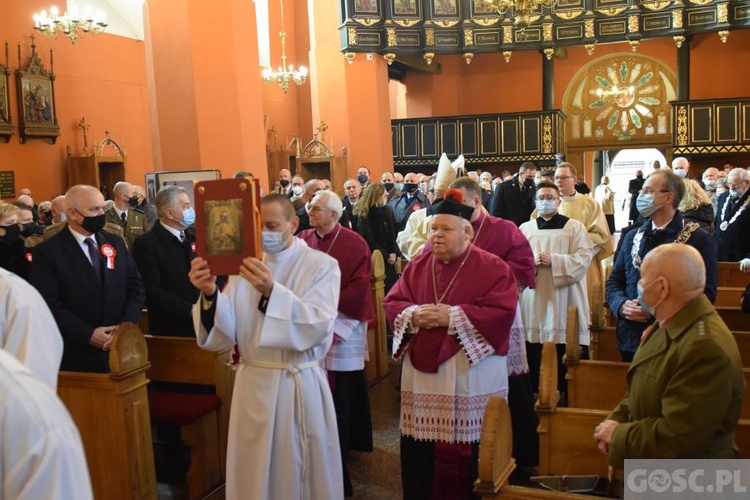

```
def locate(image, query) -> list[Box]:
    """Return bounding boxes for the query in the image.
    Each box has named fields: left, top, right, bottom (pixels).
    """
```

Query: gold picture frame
left=15, top=37, right=59, bottom=144
left=0, top=43, right=12, bottom=143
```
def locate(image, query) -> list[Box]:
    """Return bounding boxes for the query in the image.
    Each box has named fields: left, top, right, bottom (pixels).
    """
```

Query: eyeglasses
left=536, top=194, right=559, bottom=201
left=307, top=205, right=330, bottom=213
left=640, top=188, right=669, bottom=195
left=553, top=176, right=574, bottom=181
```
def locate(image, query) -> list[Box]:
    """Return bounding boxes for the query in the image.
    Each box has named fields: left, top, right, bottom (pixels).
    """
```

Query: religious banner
left=194, top=178, right=261, bottom=275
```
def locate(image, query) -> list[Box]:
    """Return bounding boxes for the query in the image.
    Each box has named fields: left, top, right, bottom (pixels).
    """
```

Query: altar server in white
left=520, top=181, right=594, bottom=394
left=0, top=267, right=63, bottom=390
left=0, top=348, right=93, bottom=500
left=190, top=193, right=343, bottom=500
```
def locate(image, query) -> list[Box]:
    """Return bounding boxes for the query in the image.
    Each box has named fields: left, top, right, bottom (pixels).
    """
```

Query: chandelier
left=483, top=0, right=557, bottom=36
left=33, top=3, right=107, bottom=44
left=261, top=0, right=307, bottom=93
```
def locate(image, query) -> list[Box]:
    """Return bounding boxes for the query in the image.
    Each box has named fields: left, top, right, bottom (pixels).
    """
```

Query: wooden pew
left=145, top=335, right=235, bottom=498
left=58, top=323, right=157, bottom=500
left=474, top=396, right=606, bottom=499
left=365, top=250, right=388, bottom=382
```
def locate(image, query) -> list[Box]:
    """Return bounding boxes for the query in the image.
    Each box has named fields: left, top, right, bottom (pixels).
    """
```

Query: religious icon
left=205, top=200, right=244, bottom=255
left=354, top=0, right=379, bottom=13
left=0, top=76, right=8, bottom=123
left=473, top=0, right=491, bottom=14
left=21, top=78, right=54, bottom=125
left=433, top=0, right=457, bottom=15
left=395, top=0, right=418, bottom=15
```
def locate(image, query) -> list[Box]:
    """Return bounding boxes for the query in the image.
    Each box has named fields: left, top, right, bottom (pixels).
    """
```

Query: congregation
left=1, top=155, right=749, bottom=500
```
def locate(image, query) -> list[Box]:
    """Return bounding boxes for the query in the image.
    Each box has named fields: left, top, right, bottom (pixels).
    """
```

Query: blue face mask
left=357, top=173, right=369, bottom=184
left=536, top=200, right=557, bottom=216
left=636, top=192, right=666, bottom=218
left=262, top=223, right=290, bottom=254
left=395, top=183, right=404, bottom=191
left=181, top=207, right=196, bottom=227
left=60, top=213, right=67, bottom=222
left=636, top=278, right=662, bottom=317
left=673, top=168, right=687, bottom=179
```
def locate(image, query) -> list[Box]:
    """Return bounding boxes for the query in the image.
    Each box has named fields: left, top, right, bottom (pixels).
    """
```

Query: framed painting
left=433, top=0, right=458, bottom=16
left=0, top=44, right=12, bottom=143
left=354, top=0, right=379, bottom=14
left=394, top=0, right=418, bottom=15
left=15, top=39, right=59, bottom=144
left=473, top=0, right=492, bottom=14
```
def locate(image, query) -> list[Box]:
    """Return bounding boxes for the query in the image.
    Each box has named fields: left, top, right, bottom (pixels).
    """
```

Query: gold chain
left=432, top=247, right=472, bottom=304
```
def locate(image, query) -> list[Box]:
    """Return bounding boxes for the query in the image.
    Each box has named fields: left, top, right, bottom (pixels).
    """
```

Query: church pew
left=145, top=335, right=235, bottom=498
left=474, top=397, right=602, bottom=500
left=58, top=322, right=157, bottom=500
left=366, top=249, right=388, bottom=382
left=718, top=262, right=750, bottom=288
left=718, top=306, right=748, bottom=332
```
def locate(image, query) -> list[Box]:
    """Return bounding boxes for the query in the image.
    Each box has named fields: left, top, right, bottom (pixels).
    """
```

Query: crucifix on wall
left=78, top=117, right=90, bottom=155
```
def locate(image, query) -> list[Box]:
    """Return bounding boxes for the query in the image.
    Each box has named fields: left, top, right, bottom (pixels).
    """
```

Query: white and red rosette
left=25, top=252, right=32, bottom=263
left=190, top=242, right=196, bottom=253
left=100, top=243, right=116, bottom=270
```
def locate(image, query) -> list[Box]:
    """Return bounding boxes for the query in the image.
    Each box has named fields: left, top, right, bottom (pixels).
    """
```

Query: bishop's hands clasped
left=411, top=304, right=451, bottom=330
left=239, top=257, right=275, bottom=298
left=190, top=257, right=217, bottom=297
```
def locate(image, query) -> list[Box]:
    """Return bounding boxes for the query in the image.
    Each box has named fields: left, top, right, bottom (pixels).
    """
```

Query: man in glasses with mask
left=189, top=193, right=344, bottom=499
left=298, top=190, right=374, bottom=497
left=606, top=170, right=717, bottom=362
left=31, top=185, right=145, bottom=373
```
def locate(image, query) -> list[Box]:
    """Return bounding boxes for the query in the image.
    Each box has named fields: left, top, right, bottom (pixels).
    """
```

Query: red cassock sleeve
left=333, top=229, right=375, bottom=322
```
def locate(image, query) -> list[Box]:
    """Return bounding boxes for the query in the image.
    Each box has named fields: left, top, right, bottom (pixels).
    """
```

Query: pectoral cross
left=78, top=117, right=90, bottom=155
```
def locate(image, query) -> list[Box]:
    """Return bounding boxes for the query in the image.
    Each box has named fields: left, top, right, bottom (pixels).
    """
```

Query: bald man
left=276, top=169, right=293, bottom=198
left=595, top=244, right=744, bottom=468
left=105, top=181, right=146, bottom=249
left=30, top=185, right=145, bottom=373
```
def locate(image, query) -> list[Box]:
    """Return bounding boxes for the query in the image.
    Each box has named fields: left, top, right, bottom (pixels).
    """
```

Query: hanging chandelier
left=483, top=0, right=557, bottom=37
left=33, top=3, right=107, bottom=44
left=261, top=0, right=307, bottom=93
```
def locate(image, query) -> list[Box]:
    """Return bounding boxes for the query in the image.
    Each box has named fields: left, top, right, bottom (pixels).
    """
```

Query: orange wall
left=0, top=1, right=152, bottom=202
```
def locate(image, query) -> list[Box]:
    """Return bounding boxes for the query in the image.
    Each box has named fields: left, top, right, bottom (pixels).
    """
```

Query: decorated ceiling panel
left=340, top=0, right=750, bottom=57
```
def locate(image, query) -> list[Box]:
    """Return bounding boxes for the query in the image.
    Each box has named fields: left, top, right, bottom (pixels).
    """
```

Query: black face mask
left=21, top=222, right=42, bottom=237
left=357, top=173, right=369, bottom=184
left=128, top=195, right=140, bottom=207
left=0, top=224, right=21, bottom=242
left=404, top=183, right=418, bottom=193
left=75, top=210, right=106, bottom=234
left=636, top=174, right=643, bottom=179
left=279, top=179, right=290, bottom=188
left=383, top=182, right=395, bottom=192
left=41, top=210, right=52, bottom=220
left=524, top=178, right=535, bottom=187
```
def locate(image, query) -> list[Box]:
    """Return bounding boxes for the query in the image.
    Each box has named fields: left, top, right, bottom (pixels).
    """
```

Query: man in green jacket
left=594, top=243, right=744, bottom=468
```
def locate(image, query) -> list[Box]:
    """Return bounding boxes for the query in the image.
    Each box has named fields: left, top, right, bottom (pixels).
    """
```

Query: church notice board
left=194, top=178, right=261, bottom=276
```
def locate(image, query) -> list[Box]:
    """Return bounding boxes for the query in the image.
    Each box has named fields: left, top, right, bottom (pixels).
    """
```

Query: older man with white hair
left=672, top=156, right=704, bottom=188
left=715, top=167, right=750, bottom=272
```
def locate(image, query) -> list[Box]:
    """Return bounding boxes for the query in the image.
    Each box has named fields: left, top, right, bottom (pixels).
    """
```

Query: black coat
left=355, top=206, right=398, bottom=259
left=30, top=228, right=145, bottom=372
left=0, top=237, right=30, bottom=281
left=132, top=223, right=199, bottom=337
left=489, top=174, right=536, bottom=226
left=681, top=203, right=715, bottom=234
left=628, top=176, right=646, bottom=222
left=715, top=190, right=750, bottom=262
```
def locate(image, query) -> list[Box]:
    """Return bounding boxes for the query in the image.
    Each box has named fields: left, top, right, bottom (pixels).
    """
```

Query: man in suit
left=295, top=178, right=326, bottom=234
left=672, top=156, right=705, bottom=189
left=342, top=178, right=362, bottom=231
left=715, top=167, right=750, bottom=271
left=627, top=170, right=645, bottom=225
left=381, top=171, right=401, bottom=204
left=105, top=181, right=146, bottom=249
left=276, top=169, right=293, bottom=198
left=30, top=185, right=145, bottom=373
left=132, top=185, right=198, bottom=337
left=489, top=161, right=537, bottom=226
left=595, top=244, right=744, bottom=467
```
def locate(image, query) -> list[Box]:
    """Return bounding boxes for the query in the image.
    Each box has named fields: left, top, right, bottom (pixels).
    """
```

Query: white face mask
left=674, top=168, right=687, bottom=179
left=291, top=185, right=304, bottom=197
left=536, top=200, right=557, bottom=216
left=262, top=223, right=290, bottom=254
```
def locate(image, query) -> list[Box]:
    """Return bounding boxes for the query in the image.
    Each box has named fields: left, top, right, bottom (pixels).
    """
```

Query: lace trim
left=452, top=306, right=494, bottom=365
left=507, top=324, right=529, bottom=376
left=401, top=390, right=508, bottom=443
left=526, top=328, right=590, bottom=345
left=393, top=305, right=419, bottom=360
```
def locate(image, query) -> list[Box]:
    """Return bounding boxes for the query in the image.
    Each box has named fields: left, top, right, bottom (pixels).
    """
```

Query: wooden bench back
left=366, top=250, right=388, bottom=382
left=58, top=323, right=157, bottom=500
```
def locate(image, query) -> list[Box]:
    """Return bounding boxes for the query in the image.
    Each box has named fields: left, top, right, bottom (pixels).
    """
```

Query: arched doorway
left=609, top=148, right=667, bottom=230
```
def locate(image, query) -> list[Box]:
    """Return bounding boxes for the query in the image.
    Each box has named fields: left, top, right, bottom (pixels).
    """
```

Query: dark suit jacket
left=30, top=228, right=145, bottom=372
left=132, top=223, right=199, bottom=337
left=489, top=174, right=536, bottom=226
left=715, top=190, right=750, bottom=261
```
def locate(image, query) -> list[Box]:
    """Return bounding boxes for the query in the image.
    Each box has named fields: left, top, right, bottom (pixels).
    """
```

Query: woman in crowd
left=353, top=183, right=399, bottom=292
left=0, top=203, right=30, bottom=280
left=679, top=178, right=715, bottom=234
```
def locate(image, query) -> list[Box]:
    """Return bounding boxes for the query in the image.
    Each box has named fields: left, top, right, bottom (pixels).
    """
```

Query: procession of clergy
left=1, top=154, right=749, bottom=499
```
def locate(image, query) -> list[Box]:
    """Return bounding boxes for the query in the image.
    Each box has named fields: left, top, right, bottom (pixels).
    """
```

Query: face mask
left=357, top=174, right=369, bottom=184
left=76, top=211, right=106, bottom=234
left=279, top=179, right=290, bottom=188
left=419, top=182, right=427, bottom=193
left=636, top=193, right=665, bottom=218
left=730, top=188, right=746, bottom=200
left=60, top=213, right=67, bottom=222
left=637, top=278, right=662, bottom=317
left=704, top=180, right=716, bottom=189
left=636, top=174, right=643, bottom=179
left=404, top=183, right=418, bottom=193
left=716, top=187, right=726, bottom=196
left=395, top=183, right=404, bottom=191
left=291, top=185, right=304, bottom=197
left=41, top=210, right=51, bottom=220
left=534, top=178, right=542, bottom=186
left=0, top=224, right=21, bottom=242
left=21, top=222, right=40, bottom=237
left=181, top=207, right=196, bottom=228
left=536, top=200, right=557, bottom=216
left=674, top=169, right=687, bottom=179
left=383, top=182, right=395, bottom=192
left=128, top=195, right=140, bottom=207
left=262, top=224, right=290, bottom=254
